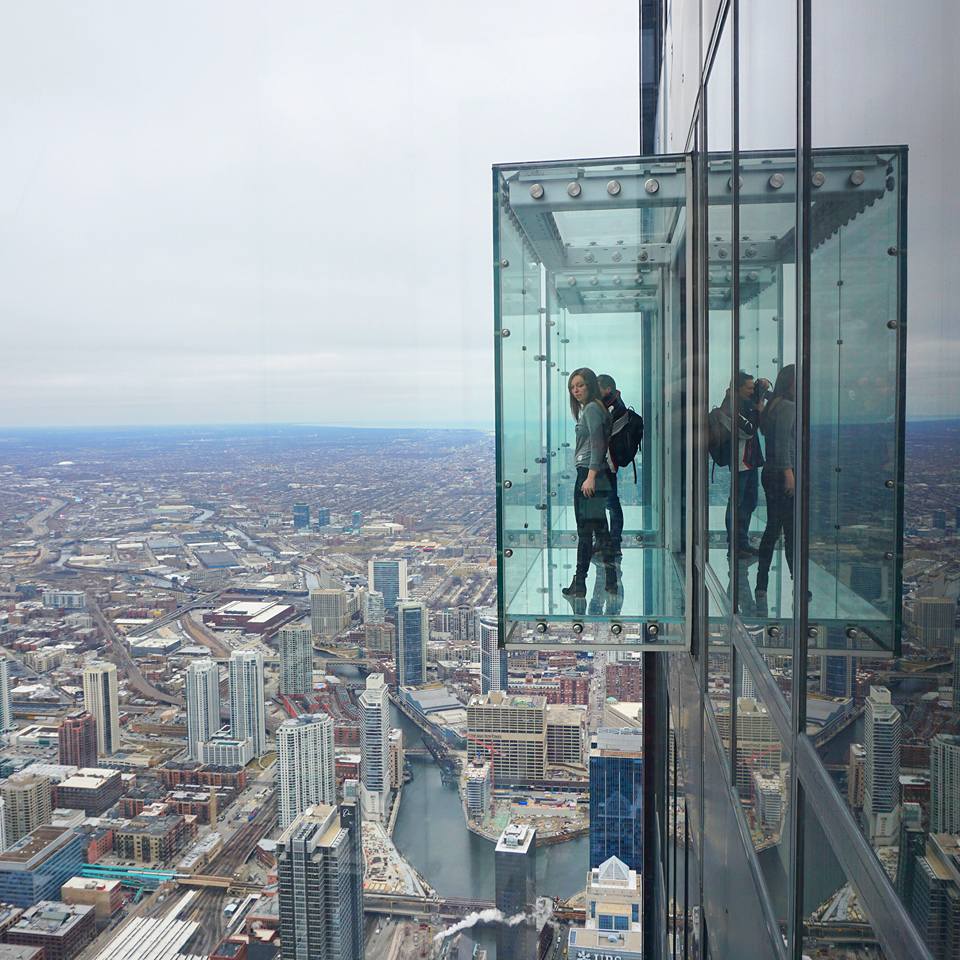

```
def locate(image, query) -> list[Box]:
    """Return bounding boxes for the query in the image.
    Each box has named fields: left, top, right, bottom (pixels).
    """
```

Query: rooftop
left=9, top=901, right=92, bottom=936
left=0, top=827, right=75, bottom=867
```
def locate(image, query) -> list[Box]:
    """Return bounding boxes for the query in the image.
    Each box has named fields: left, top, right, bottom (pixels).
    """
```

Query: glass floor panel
left=707, top=546, right=895, bottom=649
left=504, top=546, right=685, bottom=623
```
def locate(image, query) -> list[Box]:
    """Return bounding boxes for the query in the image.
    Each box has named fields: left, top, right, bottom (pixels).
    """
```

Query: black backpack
left=707, top=406, right=732, bottom=468
left=608, top=408, right=644, bottom=482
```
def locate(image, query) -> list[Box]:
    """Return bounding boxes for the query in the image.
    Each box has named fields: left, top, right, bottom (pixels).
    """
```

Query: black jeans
left=606, top=470, right=624, bottom=545
left=574, top=467, right=614, bottom=583
left=757, top=468, right=795, bottom=592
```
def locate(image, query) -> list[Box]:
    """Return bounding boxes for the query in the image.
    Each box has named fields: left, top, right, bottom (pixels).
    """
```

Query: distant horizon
left=0, top=414, right=957, bottom=435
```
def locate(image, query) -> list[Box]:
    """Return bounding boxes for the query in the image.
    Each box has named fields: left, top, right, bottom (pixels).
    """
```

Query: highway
left=85, top=593, right=183, bottom=707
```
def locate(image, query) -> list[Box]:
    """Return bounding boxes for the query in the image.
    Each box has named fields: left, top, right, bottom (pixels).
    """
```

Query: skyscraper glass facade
left=589, top=728, right=644, bottom=873
left=495, top=1, right=958, bottom=956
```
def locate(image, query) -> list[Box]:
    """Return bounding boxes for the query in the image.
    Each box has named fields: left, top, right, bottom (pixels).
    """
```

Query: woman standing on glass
left=562, top=367, right=617, bottom=599
left=755, top=364, right=796, bottom=605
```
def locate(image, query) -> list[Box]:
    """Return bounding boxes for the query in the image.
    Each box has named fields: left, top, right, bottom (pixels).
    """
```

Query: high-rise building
left=714, top=698, right=782, bottom=798
left=546, top=705, right=586, bottom=766
left=466, top=693, right=547, bottom=786
left=455, top=604, right=476, bottom=642
left=465, top=762, right=491, bottom=820
left=908, top=833, right=960, bottom=960
left=848, top=743, right=867, bottom=810
left=58, top=711, right=97, bottom=768
left=185, top=660, right=220, bottom=761
left=351, top=510, right=362, bottom=531
left=479, top=615, right=507, bottom=694
left=896, top=803, right=925, bottom=909
left=865, top=686, right=902, bottom=846
left=276, top=801, right=363, bottom=960
left=397, top=600, right=427, bottom=688
left=388, top=727, right=404, bottom=790
left=315, top=507, right=330, bottom=528
left=359, top=674, right=390, bottom=821
left=589, top=727, right=644, bottom=872
left=229, top=650, right=267, bottom=758
left=568, top=856, right=644, bottom=960
left=1, top=775, right=52, bottom=844
left=0, top=798, right=4, bottom=852
left=494, top=823, right=537, bottom=960
left=368, top=558, right=408, bottom=614
left=277, top=715, right=336, bottom=829
left=363, top=621, right=394, bottom=655
left=913, top=598, right=956, bottom=650
left=605, top=660, right=643, bottom=703
left=292, top=503, right=310, bottom=529
left=930, top=734, right=960, bottom=835
left=277, top=620, right=314, bottom=696
left=0, top=659, right=13, bottom=733
left=933, top=509, right=947, bottom=529
left=364, top=591, right=385, bottom=625
left=954, top=637, right=960, bottom=714
left=82, top=662, right=120, bottom=756
left=309, top=589, right=350, bottom=639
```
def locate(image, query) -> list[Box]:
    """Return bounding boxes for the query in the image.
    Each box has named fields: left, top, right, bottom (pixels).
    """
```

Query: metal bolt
left=501, top=328, right=511, bottom=338
left=534, top=354, right=546, bottom=361
left=607, top=179, right=622, bottom=196
left=529, top=183, right=545, bottom=199
left=613, top=276, right=622, bottom=286
left=612, top=251, right=622, bottom=263
left=884, top=551, right=894, bottom=560
left=635, top=535, right=643, bottom=543
left=503, top=480, right=512, bottom=489
left=611, top=623, right=623, bottom=636
left=727, top=175, right=744, bottom=192
left=644, top=178, right=660, bottom=194
left=887, top=319, right=898, bottom=329
left=744, top=246, right=756, bottom=259
left=585, top=253, right=595, bottom=263
left=845, top=627, right=858, bottom=640
left=647, top=623, right=659, bottom=637
left=768, top=173, right=785, bottom=190
left=748, top=271, right=759, bottom=281
left=812, top=171, right=826, bottom=187
left=885, top=479, right=895, bottom=489
left=504, top=549, right=513, bottom=558
left=808, top=626, right=819, bottom=639
left=718, top=248, right=728, bottom=259
left=572, top=622, right=584, bottom=635
left=500, top=259, right=509, bottom=268
left=567, top=182, right=582, bottom=198
left=590, top=277, right=599, bottom=286
left=887, top=246, right=899, bottom=256
left=768, top=626, right=781, bottom=640
left=536, top=622, right=548, bottom=634
left=568, top=276, right=577, bottom=286
left=638, top=250, right=649, bottom=262
left=849, top=169, right=865, bottom=186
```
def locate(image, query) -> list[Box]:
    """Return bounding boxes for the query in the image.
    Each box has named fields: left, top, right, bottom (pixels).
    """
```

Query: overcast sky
left=0, top=1, right=641, bottom=429
left=1, top=3, right=956, bottom=430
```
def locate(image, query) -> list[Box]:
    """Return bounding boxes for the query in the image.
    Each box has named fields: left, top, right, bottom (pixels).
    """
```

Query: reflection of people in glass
left=755, top=364, right=796, bottom=603
left=725, top=371, right=770, bottom=556
left=598, top=374, right=626, bottom=558
left=562, top=368, right=617, bottom=600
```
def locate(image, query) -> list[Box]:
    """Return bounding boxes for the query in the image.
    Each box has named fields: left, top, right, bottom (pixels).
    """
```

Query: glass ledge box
left=494, top=148, right=907, bottom=652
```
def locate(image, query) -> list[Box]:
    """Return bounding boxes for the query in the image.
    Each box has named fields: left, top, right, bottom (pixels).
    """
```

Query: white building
left=228, top=649, right=267, bottom=757
left=568, top=856, right=643, bottom=960
left=359, top=673, right=391, bottom=822
left=42, top=589, right=86, bottom=610
left=276, top=715, right=335, bottom=829
left=479, top=614, right=507, bottom=695
left=82, top=662, right=120, bottom=756
left=0, top=659, right=13, bottom=733
left=277, top=620, right=313, bottom=696
left=466, top=763, right=491, bottom=819
left=865, top=686, right=902, bottom=846
left=310, top=589, right=350, bottom=639
left=200, top=729, right=253, bottom=767
left=752, top=772, right=784, bottom=831
left=185, top=660, right=220, bottom=761
left=364, top=591, right=385, bottom=625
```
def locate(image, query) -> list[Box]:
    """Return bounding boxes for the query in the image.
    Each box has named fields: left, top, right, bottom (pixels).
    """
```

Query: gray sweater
left=575, top=400, right=612, bottom=471
left=763, top=399, right=796, bottom=470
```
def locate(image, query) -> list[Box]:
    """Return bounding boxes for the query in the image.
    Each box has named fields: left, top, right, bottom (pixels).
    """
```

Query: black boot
left=604, top=563, right=620, bottom=595
left=562, top=577, right=587, bottom=598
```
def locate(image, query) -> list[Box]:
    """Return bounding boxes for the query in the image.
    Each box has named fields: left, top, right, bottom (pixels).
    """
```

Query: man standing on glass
left=598, top=374, right=626, bottom=559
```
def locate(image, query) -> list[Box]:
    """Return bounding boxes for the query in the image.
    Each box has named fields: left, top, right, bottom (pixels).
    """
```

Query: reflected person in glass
left=755, top=364, right=796, bottom=607
left=561, top=368, right=617, bottom=600
left=724, top=371, right=770, bottom=557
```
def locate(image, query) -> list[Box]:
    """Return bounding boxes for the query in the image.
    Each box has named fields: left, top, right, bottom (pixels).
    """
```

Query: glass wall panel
left=704, top=19, right=735, bottom=601
left=494, top=157, right=689, bottom=647
left=801, top=793, right=891, bottom=959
